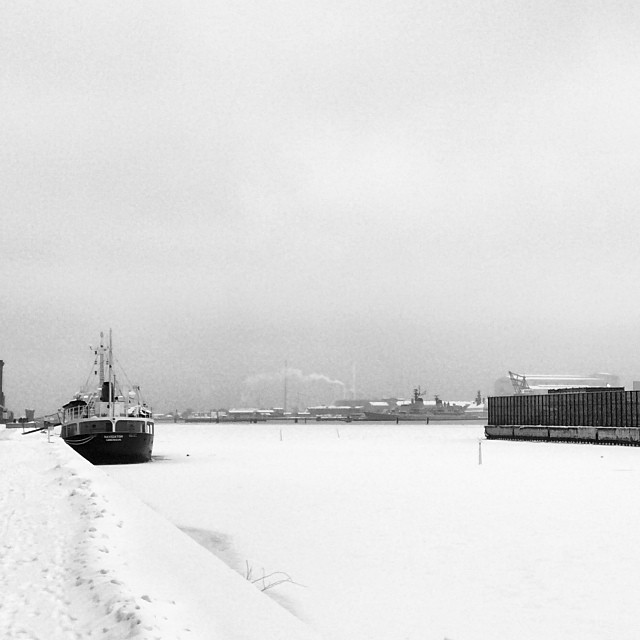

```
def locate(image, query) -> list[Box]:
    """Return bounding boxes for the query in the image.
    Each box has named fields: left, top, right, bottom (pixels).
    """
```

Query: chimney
left=0, top=360, right=5, bottom=408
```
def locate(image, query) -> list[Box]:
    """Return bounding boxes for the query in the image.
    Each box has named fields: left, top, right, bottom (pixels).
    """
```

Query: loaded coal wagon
left=485, top=387, right=640, bottom=445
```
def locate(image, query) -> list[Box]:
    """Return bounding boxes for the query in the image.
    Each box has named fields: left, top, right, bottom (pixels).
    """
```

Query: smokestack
left=0, top=360, right=5, bottom=408
left=352, top=362, right=357, bottom=400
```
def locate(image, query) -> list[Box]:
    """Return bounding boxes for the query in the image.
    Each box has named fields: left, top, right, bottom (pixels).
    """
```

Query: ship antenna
left=283, top=360, right=288, bottom=413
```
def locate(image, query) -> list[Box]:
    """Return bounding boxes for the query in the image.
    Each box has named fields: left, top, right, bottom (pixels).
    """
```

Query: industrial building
left=494, top=372, right=620, bottom=396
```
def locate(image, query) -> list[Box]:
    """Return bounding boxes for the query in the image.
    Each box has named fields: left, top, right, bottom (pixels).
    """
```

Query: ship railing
left=87, top=405, right=104, bottom=418
left=84, top=400, right=128, bottom=418
left=63, top=405, right=89, bottom=422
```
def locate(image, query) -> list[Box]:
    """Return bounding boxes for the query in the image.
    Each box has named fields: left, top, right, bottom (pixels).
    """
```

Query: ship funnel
left=100, top=381, right=115, bottom=402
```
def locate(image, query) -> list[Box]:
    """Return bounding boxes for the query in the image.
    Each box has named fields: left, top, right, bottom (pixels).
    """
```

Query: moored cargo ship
left=60, top=331, right=154, bottom=464
left=485, top=387, right=640, bottom=446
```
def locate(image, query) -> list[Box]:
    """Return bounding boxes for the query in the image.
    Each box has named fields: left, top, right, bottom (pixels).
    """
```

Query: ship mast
left=98, top=332, right=105, bottom=389
left=108, top=329, right=114, bottom=418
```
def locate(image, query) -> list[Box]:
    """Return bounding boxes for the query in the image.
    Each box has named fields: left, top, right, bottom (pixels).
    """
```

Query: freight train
left=485, top=387, right=640, bottom=446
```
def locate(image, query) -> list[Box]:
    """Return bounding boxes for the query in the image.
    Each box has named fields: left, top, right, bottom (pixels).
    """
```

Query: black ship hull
left=62, top=432, right=154, bottom=464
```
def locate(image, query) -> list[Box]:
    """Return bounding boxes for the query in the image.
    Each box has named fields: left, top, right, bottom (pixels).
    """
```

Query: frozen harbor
left=105, top=422, right=640, bottom=640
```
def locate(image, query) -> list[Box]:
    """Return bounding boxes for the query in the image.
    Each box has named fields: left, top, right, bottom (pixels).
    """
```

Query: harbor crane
left=508, top=371, right=531, bottom=394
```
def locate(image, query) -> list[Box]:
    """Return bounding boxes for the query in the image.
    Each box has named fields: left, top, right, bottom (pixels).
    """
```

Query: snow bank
left=0, top=427, right=320, bottom=640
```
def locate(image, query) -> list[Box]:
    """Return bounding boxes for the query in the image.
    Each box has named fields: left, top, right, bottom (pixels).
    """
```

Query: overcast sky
left=3, top=0, right=640, bottom=413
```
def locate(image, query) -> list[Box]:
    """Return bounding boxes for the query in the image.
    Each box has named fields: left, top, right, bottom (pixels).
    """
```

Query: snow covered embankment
left=0, top=428, right=320, bottom=640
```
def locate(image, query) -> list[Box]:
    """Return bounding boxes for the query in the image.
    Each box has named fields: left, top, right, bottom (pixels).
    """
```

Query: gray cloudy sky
left=3, top=0, right=640, bottom=413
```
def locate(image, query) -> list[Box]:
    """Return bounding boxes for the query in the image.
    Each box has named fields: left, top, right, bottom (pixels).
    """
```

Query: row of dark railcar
left=486, top=388, right=640, bottom=446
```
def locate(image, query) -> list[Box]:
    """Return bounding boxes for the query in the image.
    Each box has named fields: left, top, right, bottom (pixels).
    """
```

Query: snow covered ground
left=107, top=422, right=640, bottom=640
left=0, top=426, right=319, bottom=640
left=5, top=421, right=640, bottom=639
